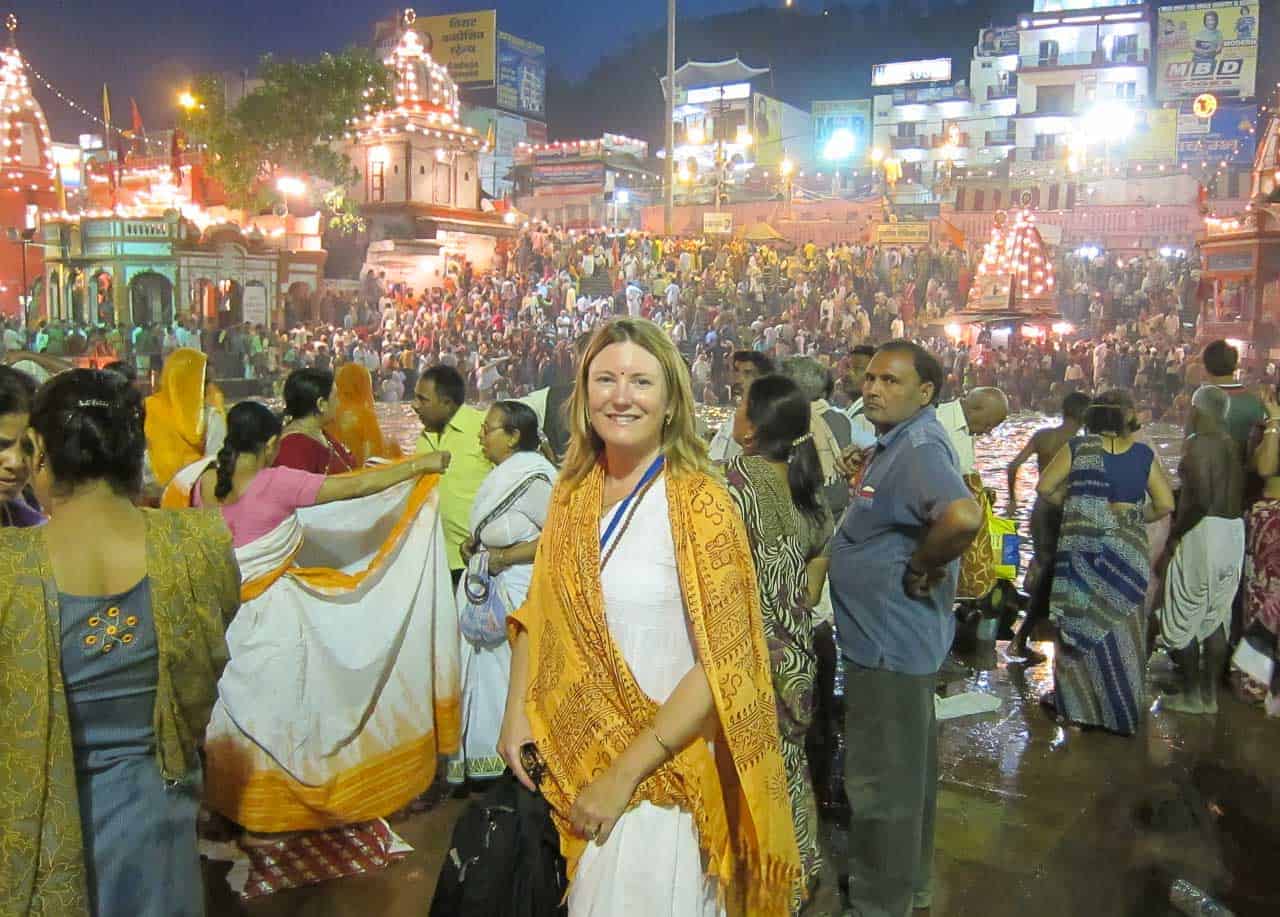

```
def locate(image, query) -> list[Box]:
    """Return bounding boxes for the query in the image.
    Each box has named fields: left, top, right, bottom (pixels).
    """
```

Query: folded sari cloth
left=167, top=460, right=461, bottom=832
left=510, top=466, right=801, bottom=916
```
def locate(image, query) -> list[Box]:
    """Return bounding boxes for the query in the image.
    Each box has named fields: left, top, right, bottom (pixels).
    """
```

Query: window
left=1114, top=81, right=1137, bottom=100
left=972, top=189, right=985, bottom=211
left=897, top=122, right=916, bottom=138
left=1034, top=133, right=1062, bottom=160
left=420, top=165, right=426, bottom=175
left=393, top=164, right=399, bottom=175
left=1048, top=184, right=1060, bottom=209
left=1112, top=34, right=1138, bottom=63
left=1036, top=84, right=1074, bottom=115
left=992, top=190, right=1001, bottom=209
left=1038, top=40, right=1060, bottom=65
left=370, top=161, right=385, bottom=203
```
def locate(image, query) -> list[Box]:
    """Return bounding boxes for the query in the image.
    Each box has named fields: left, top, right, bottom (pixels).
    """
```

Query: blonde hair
left=560, top=317, right=710, bottom=490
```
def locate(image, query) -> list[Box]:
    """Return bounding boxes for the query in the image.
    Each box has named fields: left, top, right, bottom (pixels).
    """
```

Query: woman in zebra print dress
left=725, top=374, right=834, bottom=914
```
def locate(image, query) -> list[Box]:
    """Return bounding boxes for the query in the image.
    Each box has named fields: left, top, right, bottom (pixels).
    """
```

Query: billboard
left=703, top=213, right=733, bottom=235
left=1156, top=2, right=1259, bottom=101
left=874, top=222, right=931, bottom=245
left=1176, top=99, right=1258, bottom=164
left=812, top=100, right=871, bottom=162
left=413, top=10, right=498, bottom=87
left=871, top=59, right=952, bottom=88
left=531, top=162, right=605, bottom=187
left=1125, top=108, right=1178, bottom=162
left=975, top=27, right=1019, bottom=57
left=497, top=32, right=545, bottom=119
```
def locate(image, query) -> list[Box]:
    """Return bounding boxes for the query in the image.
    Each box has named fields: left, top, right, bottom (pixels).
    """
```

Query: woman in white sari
left=165, top=402, right=458, bottom=841
left=450, top=401, right=556, bottom=785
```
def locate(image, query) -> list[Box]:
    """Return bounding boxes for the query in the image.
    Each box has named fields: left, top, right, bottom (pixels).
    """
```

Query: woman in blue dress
left=0, top=369, right=240, bottom=915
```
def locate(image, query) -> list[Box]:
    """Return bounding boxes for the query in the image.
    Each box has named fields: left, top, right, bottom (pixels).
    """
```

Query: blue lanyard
left=600, top=455, right=665, bottom=550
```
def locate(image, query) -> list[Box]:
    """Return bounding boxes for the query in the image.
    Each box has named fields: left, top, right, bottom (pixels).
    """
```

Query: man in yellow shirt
left=412, top=365, right=492, bottom=584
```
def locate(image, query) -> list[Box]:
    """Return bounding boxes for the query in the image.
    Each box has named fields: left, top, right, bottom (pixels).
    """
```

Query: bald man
left=935, top=387, right=1010, bottom=476
left=1158, top=385, right=1245, bottom=714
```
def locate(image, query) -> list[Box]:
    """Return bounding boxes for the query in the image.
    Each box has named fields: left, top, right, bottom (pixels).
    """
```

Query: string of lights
left=25, top=62, right=166, bottom=148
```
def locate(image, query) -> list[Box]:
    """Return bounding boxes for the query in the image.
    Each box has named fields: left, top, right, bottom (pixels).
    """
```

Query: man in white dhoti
left=1159, top=385, right=1246, bottom=714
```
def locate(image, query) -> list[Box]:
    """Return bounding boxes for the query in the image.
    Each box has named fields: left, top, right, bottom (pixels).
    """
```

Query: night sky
left=16, top=0, right=770, bottom=141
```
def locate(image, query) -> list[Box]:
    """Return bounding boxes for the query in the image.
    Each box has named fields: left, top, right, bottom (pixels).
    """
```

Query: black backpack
left=429, top=773, right=568, bottom=917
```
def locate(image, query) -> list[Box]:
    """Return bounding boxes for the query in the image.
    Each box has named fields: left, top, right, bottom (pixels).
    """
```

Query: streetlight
left=177, top=90, right=198, bottom=111
left=780, top=156, right=795, bottom=218
left=6, top=227, right=39, bottom=329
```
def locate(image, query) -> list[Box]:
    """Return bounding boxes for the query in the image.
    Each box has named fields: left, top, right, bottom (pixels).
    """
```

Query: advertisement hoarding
left=703, top=213, right=733, bottom=235
left=1156, top=2, right=1259, bottom=101
left=531, top=162, right=605, bottom=187
left=497, top=32, right=545, bottom=119
left=412, top=10, right=498, bottom=88
left=871, top=58, right=952, bottom=88
left=1176, top=99, right=1257, bottom=164
left=874, top=222, right=931, bottom=245
left=1125, top=108, right=1178, bottom=162
left=975, top=27, right=1019, bottom=57
left=812, top=100, right=871, bottom=163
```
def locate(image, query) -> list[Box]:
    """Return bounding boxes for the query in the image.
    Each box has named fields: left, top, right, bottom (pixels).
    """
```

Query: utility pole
left=664, top=0, right=675, bottom=235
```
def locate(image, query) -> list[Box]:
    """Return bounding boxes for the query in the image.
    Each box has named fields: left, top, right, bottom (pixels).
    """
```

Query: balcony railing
left=890, top=135, right=926, bottom=150
left=1019, top=48, right=1149, bottom=70
left=985, top=129, right=1017, bottom=146
left=987, top=85, right=1017, bottom=100
left=891, top=85, right=970, bottom=105
left=931, top=132, right=970, bottom=148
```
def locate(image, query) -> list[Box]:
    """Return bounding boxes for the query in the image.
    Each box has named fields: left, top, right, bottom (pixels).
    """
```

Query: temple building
left=0, top=16, right=57, bottom=321
left=341, top=8, right=515, bottom=292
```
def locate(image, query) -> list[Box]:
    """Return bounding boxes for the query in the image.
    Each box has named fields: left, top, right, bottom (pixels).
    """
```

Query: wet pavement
left=203, top=649, right=1280, bottom=916
left=204, top=408, right=1280, bottom=916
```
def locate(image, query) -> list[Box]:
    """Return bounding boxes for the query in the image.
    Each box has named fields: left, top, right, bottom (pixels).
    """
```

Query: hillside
left=544, top=1, right=1029, bottom=144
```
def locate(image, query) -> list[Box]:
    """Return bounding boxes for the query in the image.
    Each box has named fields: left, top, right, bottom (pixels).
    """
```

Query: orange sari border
left=204, top=731, right=440, bottom=833
left=235, top=472, right=441, bottom=602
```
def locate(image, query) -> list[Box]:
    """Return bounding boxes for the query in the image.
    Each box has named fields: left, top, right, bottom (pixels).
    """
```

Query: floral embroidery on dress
left=83, top=604, right=140, bottom=654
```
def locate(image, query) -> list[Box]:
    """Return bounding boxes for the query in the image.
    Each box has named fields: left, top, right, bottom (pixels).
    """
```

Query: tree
left=182, top=48, right=392, bottom=215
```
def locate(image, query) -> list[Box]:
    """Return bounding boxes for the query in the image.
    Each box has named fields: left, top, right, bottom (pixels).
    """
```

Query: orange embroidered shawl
left=510, top=466, right=800, bottom=916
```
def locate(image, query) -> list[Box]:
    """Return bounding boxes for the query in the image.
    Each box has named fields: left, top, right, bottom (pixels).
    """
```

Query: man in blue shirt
left=830, top=340, right=982, bottom=916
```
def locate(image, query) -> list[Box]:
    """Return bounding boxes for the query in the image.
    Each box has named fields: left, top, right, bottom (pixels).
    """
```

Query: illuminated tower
left=0, top=15, right=57, bottom=318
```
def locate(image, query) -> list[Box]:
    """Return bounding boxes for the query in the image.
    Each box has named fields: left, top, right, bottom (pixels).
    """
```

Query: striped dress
left=1049, top=437, right=1152, bottom=736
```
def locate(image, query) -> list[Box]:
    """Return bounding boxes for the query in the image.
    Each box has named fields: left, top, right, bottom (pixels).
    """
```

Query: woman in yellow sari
left=499, top=318, right=800, bottom=916
left=325, top=362, right=402, bottom=466
left=144, top=347, right=209, bottom=488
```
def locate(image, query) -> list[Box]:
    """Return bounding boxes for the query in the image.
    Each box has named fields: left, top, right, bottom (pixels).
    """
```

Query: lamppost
left=780, top=156, right=795, bottom=219
left=6, top=228, right=39, bottom=330
left=663, top=0, right=676, bottom=235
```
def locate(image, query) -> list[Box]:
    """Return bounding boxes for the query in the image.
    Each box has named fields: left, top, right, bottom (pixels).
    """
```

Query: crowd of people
left=3, top=219, right=1280, bottom=917
left=2, top=224, right=1232, bottom=428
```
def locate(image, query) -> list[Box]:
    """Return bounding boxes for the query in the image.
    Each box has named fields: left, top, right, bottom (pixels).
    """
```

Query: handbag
left=459, top=472, right=551, bottom=645
left=461, top=553, right=509, bottom=645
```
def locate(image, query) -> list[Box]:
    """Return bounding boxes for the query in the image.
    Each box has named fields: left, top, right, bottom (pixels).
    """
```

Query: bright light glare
left=780, top=157, right=795, bottom=177
left=177, top=91, right=198, bottom=110
left=1081, top=102, right=1135, bottom=142
left=823, top=128, right=858, bottom=162
left=945, top=322, right=963, bottom=339
left=1052, top=321, right=1075, bottom=336
left=1075, top=244, right=1101, bottom=260
left=276, top=176, right=307, bottom=196
left=615, top=190, right=630, bottom=205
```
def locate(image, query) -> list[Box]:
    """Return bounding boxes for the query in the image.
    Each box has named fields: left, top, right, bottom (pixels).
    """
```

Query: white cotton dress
left=567, top=476, right=723, bottom=917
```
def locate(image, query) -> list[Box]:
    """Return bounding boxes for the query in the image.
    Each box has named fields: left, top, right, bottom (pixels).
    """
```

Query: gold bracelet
left=651, top=727, right=674, bottom=760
